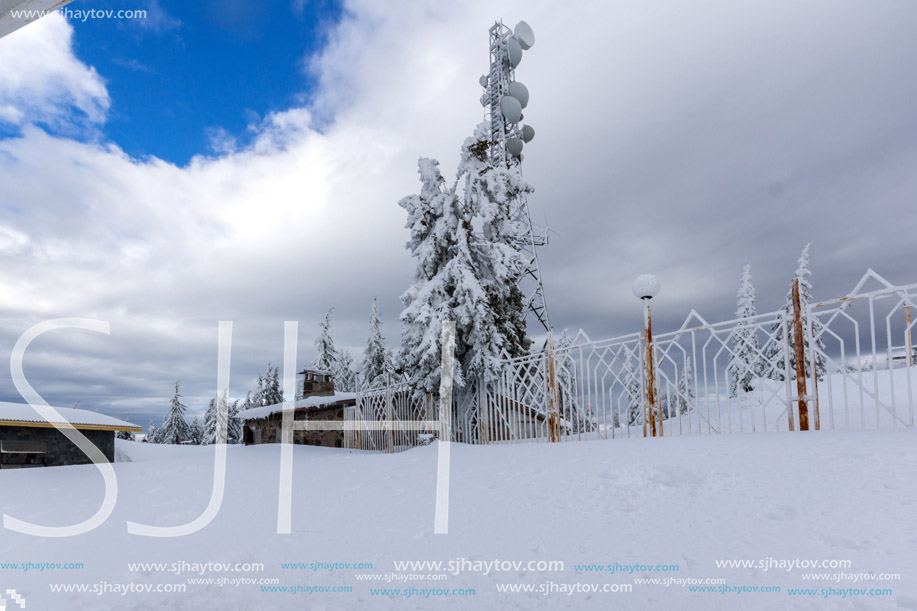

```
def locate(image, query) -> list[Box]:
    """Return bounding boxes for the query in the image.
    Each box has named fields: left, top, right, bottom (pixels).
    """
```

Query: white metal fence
left=348, top=270, right=916, bottom=451
left=345, top=375, right=436, bottom=452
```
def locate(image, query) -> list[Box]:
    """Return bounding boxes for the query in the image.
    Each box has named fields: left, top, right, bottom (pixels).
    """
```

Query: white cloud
left=137, top=0, right=182, bottom=34
left=0, top=17, right=109, bottom=130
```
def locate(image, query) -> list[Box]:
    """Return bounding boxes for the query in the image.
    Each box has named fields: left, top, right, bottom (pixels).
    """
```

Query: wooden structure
left=0, top=401, right=141, bottom=469
left=239, top=369, right=356, bottom=448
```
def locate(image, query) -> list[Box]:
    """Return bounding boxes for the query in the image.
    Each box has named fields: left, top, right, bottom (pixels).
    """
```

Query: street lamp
left=633, top=275, right=661, bottom=437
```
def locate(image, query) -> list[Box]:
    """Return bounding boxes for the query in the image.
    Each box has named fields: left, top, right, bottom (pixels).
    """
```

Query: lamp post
left=633, top=275, right=661, bottom=437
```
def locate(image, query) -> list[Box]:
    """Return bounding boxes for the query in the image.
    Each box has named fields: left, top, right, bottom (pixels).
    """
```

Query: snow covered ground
left=642, top=366, right=917, bottom=438
left=1, top=429, right=916, bottom=610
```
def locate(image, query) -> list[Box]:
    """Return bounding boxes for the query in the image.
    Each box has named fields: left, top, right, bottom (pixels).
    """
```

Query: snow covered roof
left=237, top=392, right=357, bottom=421
left=0, top=401, right=142, bottom=431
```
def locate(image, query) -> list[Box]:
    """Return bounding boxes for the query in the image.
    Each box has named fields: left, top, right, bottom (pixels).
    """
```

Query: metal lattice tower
left=481, top=20, right=551, bottom=333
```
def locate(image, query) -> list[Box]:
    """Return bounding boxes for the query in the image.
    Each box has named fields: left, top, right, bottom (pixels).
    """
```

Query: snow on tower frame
left=482, top=20, right=551, bottom=332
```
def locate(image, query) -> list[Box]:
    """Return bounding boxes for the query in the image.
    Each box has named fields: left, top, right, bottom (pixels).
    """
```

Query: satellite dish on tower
left=514, top=21, right=535, bottom=49
left=508, top=81, right=529, bottom=108
left=507, top=37, right=523, bottom=67
left=521, top=124, right=535, bottom=142
left=507, top=137, right=524, bottom=156
left=500, top=95, right=522, bottom=123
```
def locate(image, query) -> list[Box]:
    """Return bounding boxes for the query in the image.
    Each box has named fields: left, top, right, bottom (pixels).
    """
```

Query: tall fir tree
left=399, top=157, right=498, bottom=395
left=264, top=364, right=284, bottom=406
left=677, top=357, right=695, bottom=414
left=398, top=130, right=534, bottom=397
left=313, top=309, right=338, bottom=373
left=145, top=420, right=158, bottom=443
left=455, top=124, right=533, bottom=359
left=363, top=298, right=392, bottom=385
left=203, top=397, right=217, bottom=444
left=188, top=417, right=204, bottom=445
left=335, top=349, right=356, bottom=392
left=252, top=364, right=284, bottom=407
left=205, top=392, right=240, bottom=444
left=623, top=352, right=644, bottom=427
left=765, top=244, right=827, bottom=381
left=311, top=309, right=356, bottom=392
left=729, top=264, right=762, bottom=396
left=227, top=398, right=242, bottom=444
left=397, top=158, right=454, bottom=394
left=553, top=329, right=591, bottom=432
left=159, top=380, right=190, bottom=444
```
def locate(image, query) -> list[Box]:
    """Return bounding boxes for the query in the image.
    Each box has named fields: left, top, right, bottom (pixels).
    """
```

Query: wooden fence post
left=907, top=306, right=914, bottom=367
left=643, top=299, right=659, bottom=437
left=792, top=278, right=810, bottom=431
left=547, top=334, right=559, bottom=442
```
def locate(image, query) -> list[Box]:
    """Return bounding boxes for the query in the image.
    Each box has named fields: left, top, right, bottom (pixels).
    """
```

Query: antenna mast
left=481, top=20, right=551, bottom=333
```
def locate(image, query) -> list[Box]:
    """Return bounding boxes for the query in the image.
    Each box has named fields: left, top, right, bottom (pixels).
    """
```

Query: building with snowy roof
left=238, top=369, right=356, bottom=448
left=0, top=402, right=141, bottom=469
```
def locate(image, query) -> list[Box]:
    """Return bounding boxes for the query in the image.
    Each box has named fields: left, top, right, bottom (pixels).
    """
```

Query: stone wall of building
left=244, top=406, right=345, bottom=448
left=0, top=425, right=116, bottom=468
left=295, top=407, right=344, bottom=448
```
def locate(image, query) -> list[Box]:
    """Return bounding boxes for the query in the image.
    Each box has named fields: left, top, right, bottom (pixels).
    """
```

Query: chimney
left=297, top=369, right=335, bottom=399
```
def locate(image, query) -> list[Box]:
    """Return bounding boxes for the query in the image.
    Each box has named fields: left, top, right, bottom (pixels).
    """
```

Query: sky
left=0, top=0, right=915, bottom=429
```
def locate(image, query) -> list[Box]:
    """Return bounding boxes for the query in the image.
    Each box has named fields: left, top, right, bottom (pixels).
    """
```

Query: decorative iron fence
left=348, top=270, right=916, bottom=451
left=808, top=270, right=916, bottom=430
left=345, top=375, right=436, bottom=452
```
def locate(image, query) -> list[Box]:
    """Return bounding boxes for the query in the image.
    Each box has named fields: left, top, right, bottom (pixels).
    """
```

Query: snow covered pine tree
left=362, top=298, right=393, bottom=386
left=313, top=309, right=338, bottom=373
left=188, top=418, right=204, bottom=445
left=203, top=397, right=217, bottom=444
left=260, top=364, right=284, bottom=407
left=145, top=420, right=158, bottom=443
left=398, top=125, right=533, bottom=397
left=159, top=380, right=190, bottom=444
left=677, top=357, right=695, bottom=414
left=622, top=351, right=644, bottom=427
left=204, top=390, right=242, bottom=444
left=227, top=397, right=242, bottom=444
left=765, top=244, right=827, bottom=381
left=729, top=264, right=762, bottom=396
left=312, top=309, right=356, bottom=391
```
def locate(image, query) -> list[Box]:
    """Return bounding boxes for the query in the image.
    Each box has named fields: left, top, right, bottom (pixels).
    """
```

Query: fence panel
left=346, top=269, right=916, bottom=451
left=808, top=270, right=917, bottom=431
left=347, top=375, right=435, bottom=452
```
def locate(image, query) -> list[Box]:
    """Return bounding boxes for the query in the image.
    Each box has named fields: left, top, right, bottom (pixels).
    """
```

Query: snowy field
left=633, top=367, right=917, bottom=438
left=1, top=429, right=916, bottom=610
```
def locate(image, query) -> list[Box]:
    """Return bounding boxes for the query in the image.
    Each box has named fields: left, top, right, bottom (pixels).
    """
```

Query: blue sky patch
left=63, top=0, right=343, bottom=164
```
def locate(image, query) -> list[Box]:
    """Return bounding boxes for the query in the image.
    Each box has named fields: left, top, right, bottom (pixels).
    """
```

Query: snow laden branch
left=397, top=123, right=534, bottom=397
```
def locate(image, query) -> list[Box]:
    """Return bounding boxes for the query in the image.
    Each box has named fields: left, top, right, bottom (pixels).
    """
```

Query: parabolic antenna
left=514, top=21, right=535, bottom=49
left=480, top=94, right=488, bottom=107
left=506, top=137, right=524, bottom=156
left=508, top=81, right=529, bottom=108
left=479, top=74, right=489, bottom=87
left=500, top=95, right=522, bottom=123
left=521, top=124, right=535, bottom=143
left=507, top=37, right=523, bottom=67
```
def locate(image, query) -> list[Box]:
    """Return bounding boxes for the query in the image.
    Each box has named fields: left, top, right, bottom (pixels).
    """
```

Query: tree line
left=138, top=298, right=394, bottom=444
